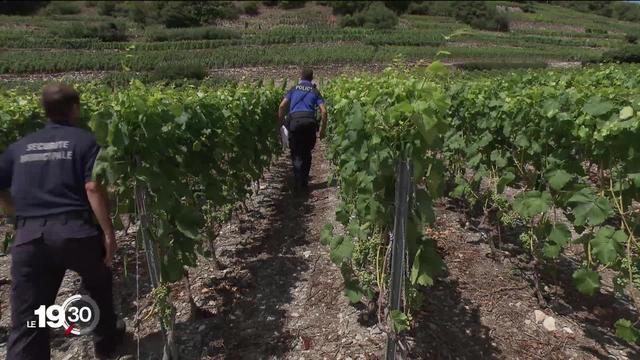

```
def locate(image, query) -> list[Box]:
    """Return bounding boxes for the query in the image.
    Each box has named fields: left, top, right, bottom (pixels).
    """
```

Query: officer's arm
left=85, top=182, right=115, bottom=241
left=319, top=103, right=328, bottom=137
left=0, top=149, right=14, bottom=215
left=86, top=181, right=117, bottom=267
left=83, top=139, right=117, bottom=266
left=278, top=98, right=289, bottom=123
left=0, top=191, right=14, bottom=216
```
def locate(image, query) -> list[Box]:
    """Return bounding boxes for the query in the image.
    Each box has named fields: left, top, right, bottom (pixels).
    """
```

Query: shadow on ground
left=539, top=257, right=640, bottom=359
left=194, top=157, right=314, bottom=359
left=410, top=269, right=502, bottom=360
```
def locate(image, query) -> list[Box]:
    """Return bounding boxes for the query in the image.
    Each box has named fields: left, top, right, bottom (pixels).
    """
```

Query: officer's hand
left=103, top=233, right=117, bottom=268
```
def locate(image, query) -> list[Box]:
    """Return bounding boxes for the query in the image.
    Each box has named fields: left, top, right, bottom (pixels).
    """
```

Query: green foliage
left=408, top=2, right=431, bottom=15
left=145, top=27, right=241, bottom=42
left=157, top=1, right=240, bottom=28
left=603, top=45, right=640, bottom=63
left=513, top=191, right=551, bottom=218
left=243, top=1, right=260, bottom=16
left=456, top=61, right=547, bottom=71
left=383, top=1, right=411, bottom=14
left=160, top=2, right=200, bottom=28
left=452, top=1, right=509, bottom=32
left=50, top=21, right=128, bottom=42
left=44, top=1, right=81, bottom=15
left=615, top=319, right=640, bottom=343
left=129, top=2, right=151, bottom=24
left=443, top=64, right=640, bottom=342
left=625, top=33, right=639, bottom=44
left=590, top=226, right=627, bottom=265
left=340, top=2, right=399, bottom=30
left=323, top=63, right=449, bottom=310
left=552, top=1, right=640, bottom=23
left=1, top=81, right=282, bottom=284
left=97, top=1, right=117, bottom=16
left=573, top=269, right=601, bottom=296
left=326, top=1, right=368, bottom=15
left=150, top=62, right=207, bottom=81
left=585, top=28, right=608, bottom=35
left=390, top=310, right=410, bottom=333
left=279, top=1, right=306, bottom=10
left=567, top=189, right=613, bottom=226
left=150, top=283, right=175, bottom=329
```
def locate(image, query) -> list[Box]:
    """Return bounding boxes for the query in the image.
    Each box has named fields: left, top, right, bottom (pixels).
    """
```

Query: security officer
left=0, top=84, right=124, bottom=359
left=278, top=68, right=328, bottom=190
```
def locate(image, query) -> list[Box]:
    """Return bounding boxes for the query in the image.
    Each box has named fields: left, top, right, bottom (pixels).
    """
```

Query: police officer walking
left=0, top=84, right=124, bottom=359
left=278, top=68, right=328, bottom=190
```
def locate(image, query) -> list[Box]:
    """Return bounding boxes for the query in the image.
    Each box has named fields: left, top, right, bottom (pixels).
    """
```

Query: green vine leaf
left=582, top=96, right=614, bottom=116
left=546, top=169, right=572, bottom=191
left=329, top=236, right=354, bottom=266
left=568, top=188, right=614, bottom=226
left=572, top=269, right=600, bottom=296
left=410, top=239, right=444, bottom=287
left=590, top=226, right=626, bottom=265
left=513, top=191, right=552, bottom=218
left=320, top=223, right=334, bottom=246
left=615, top=319, right=640, bottom=343
left=496, top=171, right=515, bottom=194
left=543, top=223, right=571, bottom=259
left=619, top=106, right=634, bottom=120
left=390, top=310, right=410, bottom=334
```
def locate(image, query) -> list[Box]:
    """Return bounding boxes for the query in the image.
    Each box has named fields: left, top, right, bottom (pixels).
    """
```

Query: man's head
left=42, top=83, right=80, bottom=125
left=301, top=67, right=313, bottom=82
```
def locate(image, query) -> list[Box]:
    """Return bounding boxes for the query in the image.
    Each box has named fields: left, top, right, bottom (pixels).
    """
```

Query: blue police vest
left=287, top=81, right=324, bottom=114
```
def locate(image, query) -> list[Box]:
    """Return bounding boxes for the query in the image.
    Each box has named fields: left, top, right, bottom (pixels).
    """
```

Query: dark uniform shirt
left=285, top=80, right=325, bottom=114
left=0, top=121, right=100, bottom=218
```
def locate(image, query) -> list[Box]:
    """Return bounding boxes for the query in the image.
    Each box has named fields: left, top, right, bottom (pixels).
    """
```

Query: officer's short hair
left=42, top=83, right=80, bottom=123
left=301, top=68, right=313, bottom=81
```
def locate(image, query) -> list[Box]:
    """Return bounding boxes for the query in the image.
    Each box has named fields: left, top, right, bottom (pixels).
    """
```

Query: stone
left=543, top=316, right=557, bottom=332
left=562, top=327, right=574, bottom=334
left=524, top=319, right=532, bottom=325
left=534, top=310, right=547, bottom=323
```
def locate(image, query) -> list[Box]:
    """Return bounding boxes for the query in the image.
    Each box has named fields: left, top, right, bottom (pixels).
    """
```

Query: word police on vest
left=20, top=141, right=73, bottom=163
left=295, top=84, right=314, bottom=92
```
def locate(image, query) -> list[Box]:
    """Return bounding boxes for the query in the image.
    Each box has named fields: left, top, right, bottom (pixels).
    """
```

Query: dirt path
left=177, top=143, right=385, bottom=359
left=0, top=143, right=386, bottom=359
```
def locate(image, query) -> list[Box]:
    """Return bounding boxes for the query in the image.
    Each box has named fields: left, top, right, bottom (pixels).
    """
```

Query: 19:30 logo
left=28, top=295, right=100, bottom=336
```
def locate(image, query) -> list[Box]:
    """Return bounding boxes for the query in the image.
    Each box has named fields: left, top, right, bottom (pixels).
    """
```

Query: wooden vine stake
left=385, top=159, right=412, bottom=360
left=135, top=181, right=179, bottom=360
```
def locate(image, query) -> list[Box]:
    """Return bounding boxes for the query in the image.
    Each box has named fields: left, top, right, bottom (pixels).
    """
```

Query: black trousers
left=288, top=115, right=317, bottom=187
left=7, top=218, right=118, bottom=360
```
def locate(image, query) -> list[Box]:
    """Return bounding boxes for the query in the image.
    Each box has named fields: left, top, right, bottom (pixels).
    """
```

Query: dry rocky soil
left=0, top=143, right=638, bottom=359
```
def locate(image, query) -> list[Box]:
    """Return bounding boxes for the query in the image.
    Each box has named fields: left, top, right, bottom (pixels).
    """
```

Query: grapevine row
left=445, top=65, right=640, bottom=343
left=323, top=64, right=640, bottom=343
left=1, top=80, right=282, bottom=282
left=322, top=63, right=450, bottom=331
